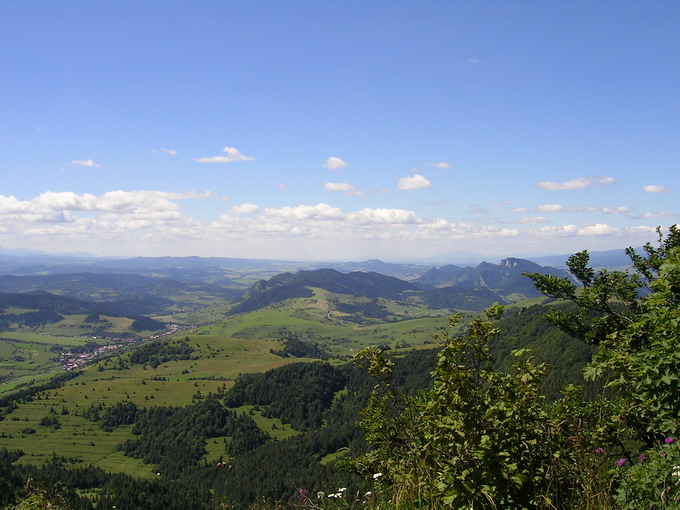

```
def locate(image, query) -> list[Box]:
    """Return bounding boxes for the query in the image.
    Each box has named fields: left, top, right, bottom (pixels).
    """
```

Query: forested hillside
left=228, top=260, right=568, bottom=317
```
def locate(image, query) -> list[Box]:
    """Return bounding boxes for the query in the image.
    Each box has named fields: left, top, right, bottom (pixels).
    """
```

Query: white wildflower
left=373, top=472, right=383, bottom=479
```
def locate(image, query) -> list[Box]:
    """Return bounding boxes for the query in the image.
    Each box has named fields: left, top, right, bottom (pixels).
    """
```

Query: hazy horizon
left=0, top=241, right=636, bottom=268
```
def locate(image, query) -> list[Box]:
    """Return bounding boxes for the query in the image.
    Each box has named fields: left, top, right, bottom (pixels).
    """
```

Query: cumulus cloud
left=195, top=147, right=255, bottom=164
left=0, top=190, right=209, bottom=218
left=348, top=208, right=420, bottom=225
left=537, top=176, right=615, bottom=191
left=70, top=159, right=100, bottom=168
left=642, top=211, right=674, bottom=218
left=323, top=157, right=347, bottom=170
left=428, top=162, right=450, bottom=169
left=578, top=223, right=618, bottom=236
left=1, top=191, right=665, bottom=260
left=536, top=204, right=599, bottom=213
left=264, top=203, right=344, bottom=221
left=528, top=224, right=580, bottom=237
left=527, top=224, right=658, bottom=241
left=513, top=203, right=630, bottom=216
left=397, top=174, right=431, bottom=190
left=160, top=148, right=177, bottom=156
left=643, top=185, right=671, bottom=193
left=537, top=203, right=566, bottom=212
left=602, top=206, right=630, bottom=214
left=516, top=216, right=548, bottom=224
left=324, top=182, right=362, bottom=196
left=0, top=190, right=209, bottom=244
left=230, top=203, right=259, bottom=214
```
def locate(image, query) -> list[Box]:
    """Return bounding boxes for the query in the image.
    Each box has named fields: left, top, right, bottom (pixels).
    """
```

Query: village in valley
left=59, top=324, right=193, bottom=371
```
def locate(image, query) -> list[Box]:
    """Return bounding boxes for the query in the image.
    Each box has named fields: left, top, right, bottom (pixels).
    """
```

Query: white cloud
left=168, top=190, right=216, bottom=200
left=195, top=146, right=255, bottom=164
left=536, top=204, right=598, bottom=213
left=528, top=224, right=580, bottom=237
left=642, top=211, right=674, bottom=218
left=516, top=216, right=548, bottom=224
left=537, top=203, right=566, bottom=212
left=602, top=206, right=630, bottom=214
left=1, top=191, right=667, bottom=260
left=509, top=207, right=528, bottom=213
left=492, top=200, right=511, bottom=207
left=324, top=182, right=362, bottom=196
left=230, top=203, right=259, bottom=214
left=160, top=148, right=177, bottom=156
left=0, top=190, right=209, bottom=243
left=537, top=176, right=615, bottom=191
left=348, top=208, right=420, bottom=225
left=527, top=224, right=660, bottom=242
left=71, top=159, right=100, bottom=168
left=323, top=157, right=347, bottom=170
left=643, top=185, right=671, bottom=193
left=428, top=162, right=450, bottom=169
left=397, top=174, right=431, bottom=190
left=264, top=203, right=344, bottom=221
left=577, top=223, right=618, bottom=236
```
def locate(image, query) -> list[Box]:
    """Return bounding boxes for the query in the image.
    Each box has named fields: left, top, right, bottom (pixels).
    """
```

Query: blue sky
left=1, top=1, right=678, bottom=261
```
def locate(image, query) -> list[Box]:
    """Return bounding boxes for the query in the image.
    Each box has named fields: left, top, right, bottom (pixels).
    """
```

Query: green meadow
left=0, top=327, right=309, bottom=474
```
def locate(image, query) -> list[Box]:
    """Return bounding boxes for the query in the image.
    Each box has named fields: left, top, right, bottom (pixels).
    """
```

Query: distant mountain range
left=0, top=247, right=634, bottom=283
left=0, top=272, right=242, bottom=303
left=412, top=258, right=574, bottom=296
left=228, top=258, right=574, bottom=316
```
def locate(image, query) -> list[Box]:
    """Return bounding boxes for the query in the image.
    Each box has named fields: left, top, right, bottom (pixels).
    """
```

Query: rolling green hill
left=227, top=268, right=513, bottom=321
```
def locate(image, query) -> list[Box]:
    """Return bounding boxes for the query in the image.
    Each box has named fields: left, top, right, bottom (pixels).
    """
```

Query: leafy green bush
left=350, top=226, right=679, bottom=509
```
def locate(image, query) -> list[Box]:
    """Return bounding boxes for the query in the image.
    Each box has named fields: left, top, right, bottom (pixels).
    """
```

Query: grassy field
left=0, top=329, right=304, bottom=474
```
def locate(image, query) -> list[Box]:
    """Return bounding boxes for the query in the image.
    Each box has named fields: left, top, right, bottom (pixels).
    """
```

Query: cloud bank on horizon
left=0, top=186, right=669, bottom=260
left=1, top=2, right=678, bottom=261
